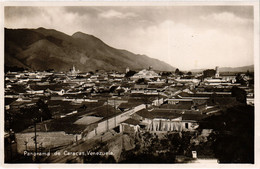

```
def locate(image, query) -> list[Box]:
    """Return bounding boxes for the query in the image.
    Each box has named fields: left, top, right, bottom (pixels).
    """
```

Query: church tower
left=126, top=67, right=130, bottom=73
left=215, top=66, right=219, bottom=78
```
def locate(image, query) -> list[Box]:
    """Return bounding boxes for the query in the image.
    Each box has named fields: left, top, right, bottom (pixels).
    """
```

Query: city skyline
left=5, top=5, right=254, bottom=70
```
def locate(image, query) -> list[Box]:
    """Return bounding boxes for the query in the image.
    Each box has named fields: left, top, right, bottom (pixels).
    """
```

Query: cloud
left=5, top=7, right=87, bottom=35
left=107, top=19, right=253, bottom=70
left=200, top=11, right=252, bottom=25
left=99, top=9, right=137, bottom=19
left=4, top=6, right=254, bottom=70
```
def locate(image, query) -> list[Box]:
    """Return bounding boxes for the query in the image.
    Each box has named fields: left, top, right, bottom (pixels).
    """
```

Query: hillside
left=191, top=65, right=254, bottom=73
left=5, top=28, right=175, bottom=72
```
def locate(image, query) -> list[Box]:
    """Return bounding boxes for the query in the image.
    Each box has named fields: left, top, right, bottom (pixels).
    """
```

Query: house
left=135, top=108, right=208, bottom=132
left=120, top=118, right=141, bottom=134
left=131, top=68, right=160, bottom=81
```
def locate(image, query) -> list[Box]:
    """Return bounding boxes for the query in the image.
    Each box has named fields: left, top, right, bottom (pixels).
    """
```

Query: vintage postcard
left=0, top=1, right=259, bottom=168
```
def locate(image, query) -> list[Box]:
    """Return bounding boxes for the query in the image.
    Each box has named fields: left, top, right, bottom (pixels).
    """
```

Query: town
left=4, top=65, right=254, bottom=163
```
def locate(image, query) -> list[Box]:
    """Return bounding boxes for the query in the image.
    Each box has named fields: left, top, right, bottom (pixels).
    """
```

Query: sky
left=4, top=6, right=254, bottom=70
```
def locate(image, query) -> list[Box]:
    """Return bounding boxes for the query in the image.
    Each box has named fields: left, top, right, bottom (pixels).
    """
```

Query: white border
left=0, top=1, right=259, bottom=169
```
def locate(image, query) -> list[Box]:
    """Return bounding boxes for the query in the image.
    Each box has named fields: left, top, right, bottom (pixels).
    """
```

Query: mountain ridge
left=190, top=65, right=254, bottom=73
left=5, top=27, right=175, bottom=72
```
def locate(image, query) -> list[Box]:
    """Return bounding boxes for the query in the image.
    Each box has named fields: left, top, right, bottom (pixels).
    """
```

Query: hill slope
left=5, top=28, right=175, bottom=72
left=191, top=65, right=254, bottom=73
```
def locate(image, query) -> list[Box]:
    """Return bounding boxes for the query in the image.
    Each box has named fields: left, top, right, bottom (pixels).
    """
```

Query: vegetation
left=231, top=86, right=247, bottom=104
left=136, top=78, right=148, bottom=84
left=203, top=69, right=216, bottom=78
left=7, top=99, right=52, bottom=132
left=5, top=66, right=28, bottom=73
left=161, top=71, right=172, bottom=77
left=175, top=68, right=184, bottom=76
left=5, top=28, right=175, bottom=72
left=187, top=71, right=192, bottom=76
left=235, top=73, right=247, bottom=85
left=125, top=70, right=136, bottom=78
left=120, top=132, right=195, bottom=163
left=199, top=105, right=254, bottom=163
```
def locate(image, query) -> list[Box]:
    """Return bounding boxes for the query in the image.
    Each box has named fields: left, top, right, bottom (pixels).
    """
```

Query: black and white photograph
left=1, top=1, right=259, bottom=166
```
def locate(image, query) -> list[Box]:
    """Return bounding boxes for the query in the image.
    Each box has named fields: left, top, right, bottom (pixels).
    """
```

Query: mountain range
left=190, top=65, right=254, bottom=73
left=5, top=28, right=175, bottom=72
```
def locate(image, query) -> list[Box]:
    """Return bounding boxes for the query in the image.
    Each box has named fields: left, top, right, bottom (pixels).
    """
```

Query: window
left=185, top=123, right=189, bottom=129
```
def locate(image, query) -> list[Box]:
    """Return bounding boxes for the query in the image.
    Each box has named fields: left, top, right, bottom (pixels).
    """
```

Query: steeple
left=73, top=65, right=76, bottom=72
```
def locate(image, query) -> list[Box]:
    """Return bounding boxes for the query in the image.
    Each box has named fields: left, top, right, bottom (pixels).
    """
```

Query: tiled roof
left=136, top=108, right=208, bottom=121
left=121, top=118, right=141, bottom=126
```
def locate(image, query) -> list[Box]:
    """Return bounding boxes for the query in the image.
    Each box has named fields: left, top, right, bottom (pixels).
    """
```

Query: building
left=131, top=68, right=160, bottom=80
left=215, top=66, right=219, bottom=78
left=135, top=108, right=208, bottom=132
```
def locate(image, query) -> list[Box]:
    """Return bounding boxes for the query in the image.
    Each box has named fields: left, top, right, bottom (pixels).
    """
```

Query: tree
left=175, top=68, right=180, bottom=75
left=203, top=69, right=216, bottom=78
left=136, top=78, right=147, bottom=84
left=161, top=72, right=172, bottom=77
left=204, top=105, right=254, bottom=163
left=22, top=99, right=51, bottom=122
left=178, top=71, right=184, bottom=76
left=235, top=73, right=247, bottom=85
left=116, top=88, right=125, bottom=96
left=80, top=104, right=87, bottom=110
left=246, top=70, right=250, bottom=76
left=125, top=70, right=136, bottom=78
left=231, top=86, right=247, bottom=104
left=46, top=69, right=54, bottom=72
left=187, top=71, right=192, bottom=76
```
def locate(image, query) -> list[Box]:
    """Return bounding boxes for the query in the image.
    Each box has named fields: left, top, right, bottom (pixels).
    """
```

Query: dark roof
left=91, top=105, right=121, bottom=118
left=10, top=85, right=27, bottom=93
left=136, top=109, right=183, bottom=119
left=121, top=118, right=141, bottom=125
left=118, top=101, right=144, bottom=109
left=22, top=119, right=91, bottom=134
left=160, top=102, right=192, bottom=110
left=220, top=72, right=237, bottom=76
left=147, top=84, right=165, bottom=88
left=214, top=97, right=237, bottom=105
left=130, top=93, right=166, bottom=99
left=21, top=104, right=118, bottom=134
left=178, top=92, right=192, bottom=97
left=181, top=113, right=208, bottom=121
left=120, top=83, right=134, bottom=88
left=30, top=85, right=49, bottom=90
left=5, top=91, right=19, bottom=95
left=5, top=98, right=18, bottom=105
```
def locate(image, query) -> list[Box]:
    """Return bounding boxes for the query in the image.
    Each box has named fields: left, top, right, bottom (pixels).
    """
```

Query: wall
left=120, top=123, right=139, bottom=133
left=85, top=104, right=146, bottom=139
left=152, top=98, right=164, bottom=106
left=15, top=131, right=79, bottom=154
left=144, top=119, right=198, bottom=132
left=96, top=121, right=107, bottom=134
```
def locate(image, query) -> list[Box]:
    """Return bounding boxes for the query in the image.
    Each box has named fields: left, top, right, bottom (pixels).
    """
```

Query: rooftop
left=121, top=118, right=141, bottom=126
left=136, top=108, right=208, bottom=121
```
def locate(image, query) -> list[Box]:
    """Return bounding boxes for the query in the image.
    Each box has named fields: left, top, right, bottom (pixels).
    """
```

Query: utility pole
left=34, top=120, right=37, bottom=161
left=106, top=97, right=109, bottom=132
left=32, top=118, right=38, bottom=162
left=157, top=90, right=160, bottom=106
left=6, top=111, right=13, bottom=162
left=9, top=130, right=13, bottom=162
left=114, top=97, right=116, bottom=126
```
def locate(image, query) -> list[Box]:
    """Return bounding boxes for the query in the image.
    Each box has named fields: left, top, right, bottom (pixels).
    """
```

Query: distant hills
left=191, top=65, right=254, bottom=73
left=5, top=28, right=175, bottom=72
